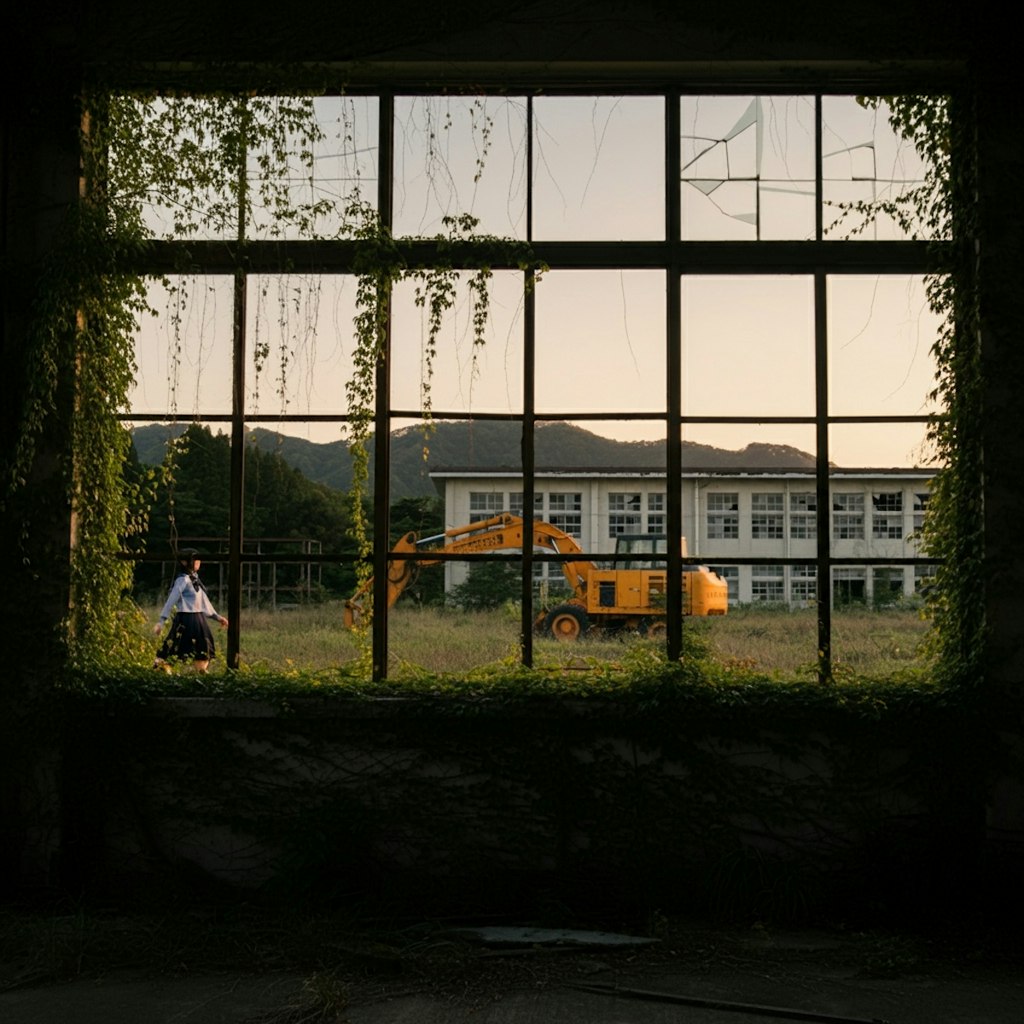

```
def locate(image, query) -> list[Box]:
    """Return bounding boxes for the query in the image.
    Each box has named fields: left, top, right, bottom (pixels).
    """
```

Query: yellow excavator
left=343, top=512, right=728, bottom=640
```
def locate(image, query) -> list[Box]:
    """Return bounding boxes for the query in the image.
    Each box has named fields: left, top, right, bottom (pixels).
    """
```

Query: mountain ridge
left=129, top=421, right=819, bottom=499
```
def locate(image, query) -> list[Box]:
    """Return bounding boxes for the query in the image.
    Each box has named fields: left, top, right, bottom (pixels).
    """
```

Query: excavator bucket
left=342, top=602, right=360, bottom=629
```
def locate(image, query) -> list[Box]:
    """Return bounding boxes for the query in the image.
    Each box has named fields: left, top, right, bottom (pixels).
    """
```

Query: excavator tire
left=643, top=618, right=667, bottom=640
left=545, top=604, right=588, bottom=640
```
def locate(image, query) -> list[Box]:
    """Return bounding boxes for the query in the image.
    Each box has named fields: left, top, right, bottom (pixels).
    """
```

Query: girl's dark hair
left=176, top=547, right=201, bottom=566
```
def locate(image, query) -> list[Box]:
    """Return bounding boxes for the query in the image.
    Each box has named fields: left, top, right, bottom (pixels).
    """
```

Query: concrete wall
left=52, top=696, right=1024, bottom=922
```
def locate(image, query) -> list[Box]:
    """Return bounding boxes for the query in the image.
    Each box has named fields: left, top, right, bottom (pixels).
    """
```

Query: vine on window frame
left=9, top=84, right=542, bottom=667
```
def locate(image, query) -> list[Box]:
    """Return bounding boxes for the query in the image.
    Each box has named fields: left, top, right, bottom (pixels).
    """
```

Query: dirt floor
left=2, top=902, right=1023, bottom=1023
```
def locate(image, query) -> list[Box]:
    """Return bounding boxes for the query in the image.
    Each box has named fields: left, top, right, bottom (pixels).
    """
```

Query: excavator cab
left=613, top=534, right=686, bottom=569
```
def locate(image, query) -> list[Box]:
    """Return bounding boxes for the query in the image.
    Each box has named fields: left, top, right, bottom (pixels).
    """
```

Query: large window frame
left=120, top=81, right=947, bottom=682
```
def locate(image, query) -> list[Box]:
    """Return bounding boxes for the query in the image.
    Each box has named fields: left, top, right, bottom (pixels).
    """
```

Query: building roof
left=430, top=466, right=936, bottom=480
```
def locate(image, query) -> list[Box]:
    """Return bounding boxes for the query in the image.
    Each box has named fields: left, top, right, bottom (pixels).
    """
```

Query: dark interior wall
left=975, top=76, right=1024, bottom=692
left=59, top=697, right=1009, bottom=923
left=2, top=1, right=1020, bottom=903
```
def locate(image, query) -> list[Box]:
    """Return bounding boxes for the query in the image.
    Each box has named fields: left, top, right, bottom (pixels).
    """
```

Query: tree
left=136, top=424, right=360, bottom=599
left=448, top=559, right=519, bottom=611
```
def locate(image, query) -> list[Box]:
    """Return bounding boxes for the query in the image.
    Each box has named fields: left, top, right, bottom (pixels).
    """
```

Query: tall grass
left=703, top=604, right=932, bottom=679
left=174, top=601, right=933, bottom=680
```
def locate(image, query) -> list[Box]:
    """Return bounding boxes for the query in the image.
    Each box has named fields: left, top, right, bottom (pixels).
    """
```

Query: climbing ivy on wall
left=5, top=82, right=541, bottom=667
left=862, top=96, right=983, bottom=686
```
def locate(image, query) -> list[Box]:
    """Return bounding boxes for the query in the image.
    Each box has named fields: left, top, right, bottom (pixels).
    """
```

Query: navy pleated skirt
left=157, top=612, right=216, bottom=662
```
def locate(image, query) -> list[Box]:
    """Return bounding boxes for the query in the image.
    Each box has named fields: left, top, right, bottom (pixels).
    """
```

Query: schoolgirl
left=152, top=548, right=228, bottom=673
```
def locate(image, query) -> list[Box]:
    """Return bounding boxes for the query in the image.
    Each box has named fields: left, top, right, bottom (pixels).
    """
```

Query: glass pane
left=677, top=421, right=818, bottom=558
left=822, top=97, right=933, bottom=240
left=829, top=423, right=940, bottom=471
left=681, top=276, right=815, bottom=417
left=535, top=271, right=666, bottom=416
left=391, top=271, right=526, bottom=416
left=393, top=96, right=527, bottom=238
left=532, top=96, right=665, bottom=240
left=126, top=97, right=237, bottom=241
left=534, top=417, right=668, bottom=458
left=831, top=566, right=934, bottom=677
left=250, top=95, right=379, bottom=240
left=703, top=604, right=819, bottom=675
left=679, top=422, right=818, bottom=471
left=680, top=96, right=816, bottom=240
left=828, top=275, right=942, bottom=417
left=240, top=603, right=361, bottom=673
left=130, top=276, right=235, bottom=416
left=388, top=557, right=525, bottom=675
left=246, top=274, right=358, bottom=424
left=127, top=95, right=377, bottom=242
left=131, top=417, right=234, bottom=605
left=823, top=466, right=937, bottom=678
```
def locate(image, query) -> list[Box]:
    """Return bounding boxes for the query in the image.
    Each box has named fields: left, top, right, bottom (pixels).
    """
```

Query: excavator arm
left=343, top=513, right=593, bottom=628
left=342, top=511, right=728, bottom=632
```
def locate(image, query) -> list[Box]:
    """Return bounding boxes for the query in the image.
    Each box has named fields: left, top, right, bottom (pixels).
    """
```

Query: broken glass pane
left=822, top=97, right=933, bottom=240
left=680, top=96, right=816, bottom=240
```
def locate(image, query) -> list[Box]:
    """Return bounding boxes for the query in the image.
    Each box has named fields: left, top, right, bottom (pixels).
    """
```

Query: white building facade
left=431, top=468, right=935, bottom=607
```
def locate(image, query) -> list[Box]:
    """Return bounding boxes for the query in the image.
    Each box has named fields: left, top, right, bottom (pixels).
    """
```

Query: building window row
left=707, top=563, right=929, bottom=607
left=706, top=490, right=922, bottom=543
left=469, top=491, right=584, bottom=537
left=468, top=488, right=926, bottom=545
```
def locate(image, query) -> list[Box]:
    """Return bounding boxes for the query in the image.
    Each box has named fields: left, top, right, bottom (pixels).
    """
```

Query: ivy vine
left=6, top=83, right=543, bottom=667
left=840, top=96, right=983, bottom=686
left=343, top=198, right=543, bottom=621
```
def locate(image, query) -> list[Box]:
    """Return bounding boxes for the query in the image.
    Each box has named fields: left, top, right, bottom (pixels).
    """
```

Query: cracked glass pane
left=822, top=97, right=933, bottom=240
left=680, top=96, right=816, bottom=240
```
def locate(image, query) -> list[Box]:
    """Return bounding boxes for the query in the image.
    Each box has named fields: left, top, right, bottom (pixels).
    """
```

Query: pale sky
left=129, top=94, right=941, bottom=469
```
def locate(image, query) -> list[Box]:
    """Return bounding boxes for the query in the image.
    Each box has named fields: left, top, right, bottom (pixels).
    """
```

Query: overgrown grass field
left=178, top=602, right=932, bottom=680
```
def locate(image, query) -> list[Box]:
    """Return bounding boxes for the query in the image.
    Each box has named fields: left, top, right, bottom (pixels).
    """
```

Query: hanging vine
left=7, top=81, right=543, bottom=666
left=342, top=198, right=543, bottom=614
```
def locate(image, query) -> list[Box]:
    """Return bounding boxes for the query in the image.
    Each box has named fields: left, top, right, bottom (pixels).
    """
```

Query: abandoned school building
left=432, top=468, right=935, bottom=605
left=3, top=2, right=1022, bottom=921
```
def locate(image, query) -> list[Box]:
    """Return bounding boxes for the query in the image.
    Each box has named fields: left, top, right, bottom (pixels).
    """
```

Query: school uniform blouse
left=158, top=574, right=221, bottom=626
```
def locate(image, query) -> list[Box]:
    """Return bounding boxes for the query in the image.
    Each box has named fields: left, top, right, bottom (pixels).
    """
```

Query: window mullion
left=371, top=93, right=395, bottom=682
left=815, top=267, right=832, bottom=681
left=814, top=95, right=832, bottom=681
left=666, top=90, right=684, bottom=660
left=227, top=113, right=248, bottom=672
left=520, top=96, right=537, bottom=667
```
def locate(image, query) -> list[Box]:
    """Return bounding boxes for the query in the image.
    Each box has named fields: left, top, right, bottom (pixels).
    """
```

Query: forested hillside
left=131, top=424, right=360, bottom=597
left=130, top=424, right=448, bottom=599
left=130, top=421, right=817, bottom=500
